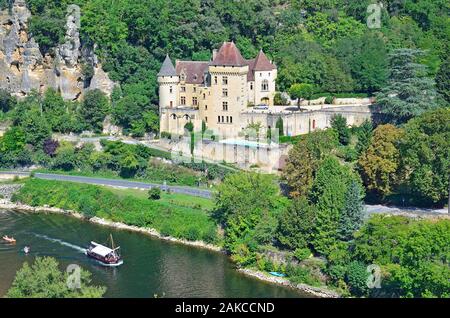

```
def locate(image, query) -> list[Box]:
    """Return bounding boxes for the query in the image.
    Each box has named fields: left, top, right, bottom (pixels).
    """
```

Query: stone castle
left=158, top=42, right=277, bottom=137
left=158, top=42, right=372, bottom=140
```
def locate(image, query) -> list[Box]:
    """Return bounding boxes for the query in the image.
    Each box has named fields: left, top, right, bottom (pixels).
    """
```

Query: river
left=0, top=209, right=307, bottom=298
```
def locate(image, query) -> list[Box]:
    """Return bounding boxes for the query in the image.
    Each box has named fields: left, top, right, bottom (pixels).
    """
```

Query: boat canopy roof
left=90, top=244, right=114, bottom=257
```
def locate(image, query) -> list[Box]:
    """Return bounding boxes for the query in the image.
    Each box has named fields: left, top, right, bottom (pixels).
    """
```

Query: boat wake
left=31, top=233, right=87, bottom=254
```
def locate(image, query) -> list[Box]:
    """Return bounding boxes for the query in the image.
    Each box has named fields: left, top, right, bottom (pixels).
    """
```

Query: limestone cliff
left=0, top=0, right=117, bottom=100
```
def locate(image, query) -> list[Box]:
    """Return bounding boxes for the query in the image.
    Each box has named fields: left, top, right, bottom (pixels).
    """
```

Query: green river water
left=0, top=210, right=308, bottom=298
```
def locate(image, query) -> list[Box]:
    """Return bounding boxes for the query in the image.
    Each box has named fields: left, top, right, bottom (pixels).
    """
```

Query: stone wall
left=243, top=105, right=372, bottom=136
left=0, top=184, right=22, bottom=200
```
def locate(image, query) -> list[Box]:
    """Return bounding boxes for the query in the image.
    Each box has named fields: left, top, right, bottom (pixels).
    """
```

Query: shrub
left=293, top=248, right=312, bottom=262
left=345, top=261, right=370, bottom=297
left=148, top=187, right=161, bottom=200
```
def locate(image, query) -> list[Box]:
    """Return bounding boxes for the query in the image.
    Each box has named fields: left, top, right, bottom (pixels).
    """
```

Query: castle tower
left=158, top=55, right=179, bottom=133
left=208, top=42, right=249, bottom=136
left=252, top=49, right=277, bottom=106
left=157, top=55, right=179, bottom=110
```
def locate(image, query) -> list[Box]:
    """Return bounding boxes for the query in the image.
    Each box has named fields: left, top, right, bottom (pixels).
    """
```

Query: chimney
left=212, top=49, right=218, bottom=61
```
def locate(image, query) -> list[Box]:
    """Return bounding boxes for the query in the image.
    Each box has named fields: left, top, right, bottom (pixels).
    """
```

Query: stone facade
left=158, top=41, right=372, bottom=140
left=159, top=42, right=277, bottom=137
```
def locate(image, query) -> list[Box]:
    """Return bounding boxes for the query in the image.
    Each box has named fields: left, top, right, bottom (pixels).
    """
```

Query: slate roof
left=176, top=61, right=209, bottom=84
left=158, top=55, right=177, bottom=76
left=210, top=42, right=246, bottom=67
left=253, top=49, right=276, bottom=71
left=169, top=42, right=276, bottom=84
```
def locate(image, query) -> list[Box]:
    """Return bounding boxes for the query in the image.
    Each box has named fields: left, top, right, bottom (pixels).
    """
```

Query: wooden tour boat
left=86, top=234, right=123, bottom=267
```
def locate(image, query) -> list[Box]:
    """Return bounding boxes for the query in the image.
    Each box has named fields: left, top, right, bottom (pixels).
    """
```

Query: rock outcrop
left=0, top=0, right=117, bottom=100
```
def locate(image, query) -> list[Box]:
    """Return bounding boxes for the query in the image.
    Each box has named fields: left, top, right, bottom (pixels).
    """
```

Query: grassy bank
left=12, top=179, right=219, bottom=244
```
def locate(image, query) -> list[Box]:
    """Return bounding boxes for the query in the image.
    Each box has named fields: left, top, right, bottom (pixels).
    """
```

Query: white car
left=254, top=104, right=269, bottom=110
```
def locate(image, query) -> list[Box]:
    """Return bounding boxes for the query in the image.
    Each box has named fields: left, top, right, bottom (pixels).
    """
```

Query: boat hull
left=85, top=251, right=123, bottom=267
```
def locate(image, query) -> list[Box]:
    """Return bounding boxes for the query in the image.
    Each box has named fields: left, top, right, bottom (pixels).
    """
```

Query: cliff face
left=0, top=0, right=117, bottom=100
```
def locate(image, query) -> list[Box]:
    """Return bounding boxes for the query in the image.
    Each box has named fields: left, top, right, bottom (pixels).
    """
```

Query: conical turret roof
left=253, top=49, right=276, bottom=71
left=158, top=55, right=177, bottom=76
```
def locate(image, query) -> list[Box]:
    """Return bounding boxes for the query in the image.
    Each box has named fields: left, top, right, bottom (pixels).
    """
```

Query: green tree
left=330, top=114, right=350, bottom=145
left=309, top=156, right=362, bottom=256
left=277, top=198, right=316, bottom=250
left=6, top=257, right=106, bottom=298
left=376, top=49, right=439, bottom=124
left=214, top=172, right=284, bottom=255
left=148, top=187, right=161, bottom=200
left=335, top=32, right=388, bottom=93
left=52, top=142, right=77, bottom=171
left=399, top=108, right=450, bottom=205
left=80, top=90, right=110, bottom=133
left=345, top=261, right=370, bottom=297
left=338, top=180, right=365, bottom=241
left=19, top=108, right=52, bottom=148
left=355, top=120, right=373, bottom=156
left=352, top=215, right=450, bottom=298
left=282, top=129, right=338, bottom=198
left=435, top=55, right=450, bottom=103
left=0, top=89, right=16, bottom=113
left=358, top=124, right=404, bottom=198
left=289, top=83, right=315, bottom=109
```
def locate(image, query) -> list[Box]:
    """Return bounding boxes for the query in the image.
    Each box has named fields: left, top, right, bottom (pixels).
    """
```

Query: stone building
left=158, top=41, right=372, bottom=140
left=158, top=41, right=277, bottom=137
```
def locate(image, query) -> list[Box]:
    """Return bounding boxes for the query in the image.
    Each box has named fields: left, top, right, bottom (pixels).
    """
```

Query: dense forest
left=1, top=0, right=449, bottom=135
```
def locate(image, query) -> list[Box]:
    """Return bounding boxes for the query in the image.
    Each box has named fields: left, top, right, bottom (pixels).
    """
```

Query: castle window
left=222, top=102, right=228, bottom=111
left=203, top=93, right=206, bottom=99
left=312, top=119, right=316, bottom=129
left=214, top=76, right=218, bottom=85
left=217, top=116, right=220, bottom=123
left=230, top=116, right=233, bottom=124
left=193, top=86, right=197, bottom=93
left=250, top=83, right=253, bottom=90
left=180, top=86, right=186, bottom=92
left=222, top=76, right=228, bottom=85
left=205, top=117, right=208, bottom=123
left=180, top=73, right=186, bottom=81
left=261, top=80, right=269, bottom=92
left=181, top=96, right=186, bottom=105
left=169, top=86, right=173, bottom=94
left=226, top=116, right=229, bottom=123
left=192, top=97, right=198, bottom=106
left=205, top=105, right=208, bottom=110
left=171, top=114, right=177, bottom=120
left=223, top=89, right=228, bottom=97
left=221, top=116, right=224, bottom=123
left=170, top=101, right=173, bottom=107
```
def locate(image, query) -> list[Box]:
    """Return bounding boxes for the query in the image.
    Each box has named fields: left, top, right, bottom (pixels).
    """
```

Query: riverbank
left=0, top=200, right=222, bottom=253
left=237, top=268, right=340, bottom=298
left=0, top=198, right=341, bottom=298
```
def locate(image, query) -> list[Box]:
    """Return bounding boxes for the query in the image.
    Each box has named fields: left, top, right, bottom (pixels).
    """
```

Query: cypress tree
left=338, top=180, right=365, bottom=241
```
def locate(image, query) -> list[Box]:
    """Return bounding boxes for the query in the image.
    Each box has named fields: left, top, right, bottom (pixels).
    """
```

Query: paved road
left=1, top=171, right=447, bottom=214
left=0, top=171, right=214, bottom=199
